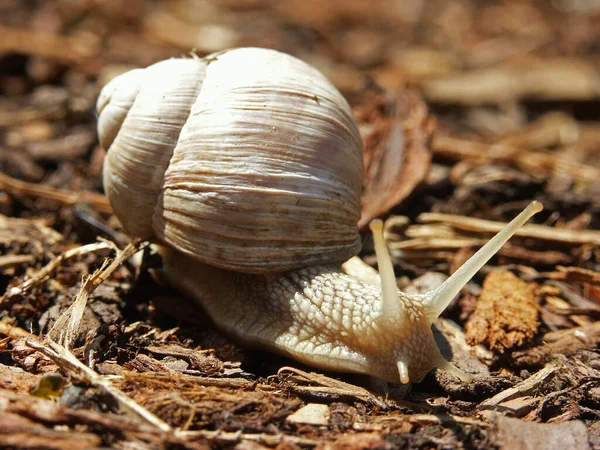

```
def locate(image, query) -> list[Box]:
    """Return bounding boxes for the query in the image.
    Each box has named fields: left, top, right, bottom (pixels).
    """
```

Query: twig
left=27, top=339, right=172, bottom=433
left=479, top=362, right=561, bottom=409
left=1, top=241, right=114, bottom=304
left=0, top=321, right=34, bottom=339
left=0, top=254, right=35, bottom=270
left=175, top=429, right=318, bottom=447
left=49, top=240, right=147, bottom=349
left=120, top=370, right=256, bottom=390
left=418, top=212, right=600, bottom=246
left=277, top=366, right=389, bottom=409
left=432, top=133, right=600, bottom=183
left=0, top=171, right=112, bottom=214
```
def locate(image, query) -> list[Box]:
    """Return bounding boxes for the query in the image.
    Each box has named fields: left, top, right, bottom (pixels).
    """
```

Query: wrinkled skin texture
left=159, top=247, right=446, bottom=384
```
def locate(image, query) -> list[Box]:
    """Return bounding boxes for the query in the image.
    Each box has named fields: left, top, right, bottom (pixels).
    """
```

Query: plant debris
left=1, top=0, right=599, bottom=448
left=465, top=271, right=539, bottom=353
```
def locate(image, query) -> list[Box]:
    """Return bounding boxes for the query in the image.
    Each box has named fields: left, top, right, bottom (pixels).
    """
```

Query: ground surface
left=1, top=1, right=600, bottom=449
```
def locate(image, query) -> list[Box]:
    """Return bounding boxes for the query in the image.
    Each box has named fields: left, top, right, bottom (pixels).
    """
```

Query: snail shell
left=98, top=48, right=363, bottom=274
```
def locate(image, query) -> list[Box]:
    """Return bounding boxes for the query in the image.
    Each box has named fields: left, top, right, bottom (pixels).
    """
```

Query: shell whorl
left=98, top=48, right=364, bottom=273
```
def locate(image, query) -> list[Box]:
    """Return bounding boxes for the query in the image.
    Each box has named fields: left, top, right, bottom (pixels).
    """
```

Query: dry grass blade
left=48, top=240, right=147, bottom=349
left=0, top=171, right=113, bottom=214
left=1, top=241, right=113, bottom=304
left=0, top=321, right=172, bottom=434
left=418, top=212, right=600, bottom=246
left=26, top=339, right=172, bottom=433
left=277, top=366, right=388, bottom=409
left=432, top=134, right=600, bottom=183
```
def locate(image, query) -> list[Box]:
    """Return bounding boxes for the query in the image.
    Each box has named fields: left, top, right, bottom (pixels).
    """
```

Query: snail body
left=158, top=254, right=442, bottom=383
left=98, top=47, right=542, bottom=384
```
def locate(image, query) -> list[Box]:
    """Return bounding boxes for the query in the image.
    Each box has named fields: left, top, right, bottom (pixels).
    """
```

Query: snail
left=97, top=47, right=543, bottom=385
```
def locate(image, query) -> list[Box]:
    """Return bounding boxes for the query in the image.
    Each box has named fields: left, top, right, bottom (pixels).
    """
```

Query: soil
left=1, top=1, right=599, bottom=449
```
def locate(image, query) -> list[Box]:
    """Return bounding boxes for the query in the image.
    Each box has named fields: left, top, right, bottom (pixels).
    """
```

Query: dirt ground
left=1, top=1, right=600, bottom=449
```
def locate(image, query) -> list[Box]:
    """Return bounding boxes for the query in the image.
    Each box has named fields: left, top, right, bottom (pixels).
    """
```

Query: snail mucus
left=97, top=47, right=543, bottom=385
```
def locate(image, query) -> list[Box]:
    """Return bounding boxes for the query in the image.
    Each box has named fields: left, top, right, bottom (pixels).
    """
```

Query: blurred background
left=1, top=0, right=599, bottom=228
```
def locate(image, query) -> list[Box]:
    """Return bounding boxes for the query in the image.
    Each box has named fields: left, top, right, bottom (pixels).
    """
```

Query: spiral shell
left=98, top=48, right=364, bottom=273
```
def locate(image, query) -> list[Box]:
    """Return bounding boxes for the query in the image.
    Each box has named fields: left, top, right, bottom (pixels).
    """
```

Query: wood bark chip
left=355, top=89, right=433, bottom=228
left=315, top=433, right=392, bottom=450
left=511, top=322, right=600, bottom=369
left=0, top=364, right=39, bottom=393
left=0, top=412, right=103, bottom=450
left=286, top=403, right=331, bottom=426
left=144, top=344, right=225, bottom=376
left=492, top=416, right=590, bottom=450
left=465, top=271, right=539, bottom=353
left=549, top=266, right=600, bottom=284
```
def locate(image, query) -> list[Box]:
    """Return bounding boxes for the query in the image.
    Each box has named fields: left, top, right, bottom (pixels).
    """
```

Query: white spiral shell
left=98, top=48, right=364, bottom=273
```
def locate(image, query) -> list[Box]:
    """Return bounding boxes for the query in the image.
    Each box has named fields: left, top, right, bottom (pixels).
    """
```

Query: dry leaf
left=356, top=88, right=433, bottom=228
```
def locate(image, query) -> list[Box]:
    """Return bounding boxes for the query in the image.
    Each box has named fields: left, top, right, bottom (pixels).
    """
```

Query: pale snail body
left=98, top=47, right=543, bottom=384
left=158, top=255, right=441, bottom=383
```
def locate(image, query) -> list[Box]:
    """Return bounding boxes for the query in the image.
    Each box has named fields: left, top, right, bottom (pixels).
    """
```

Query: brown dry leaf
left=356, top=89, right=433, bottom=228
left=465, top=271, right=539, bottom=353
